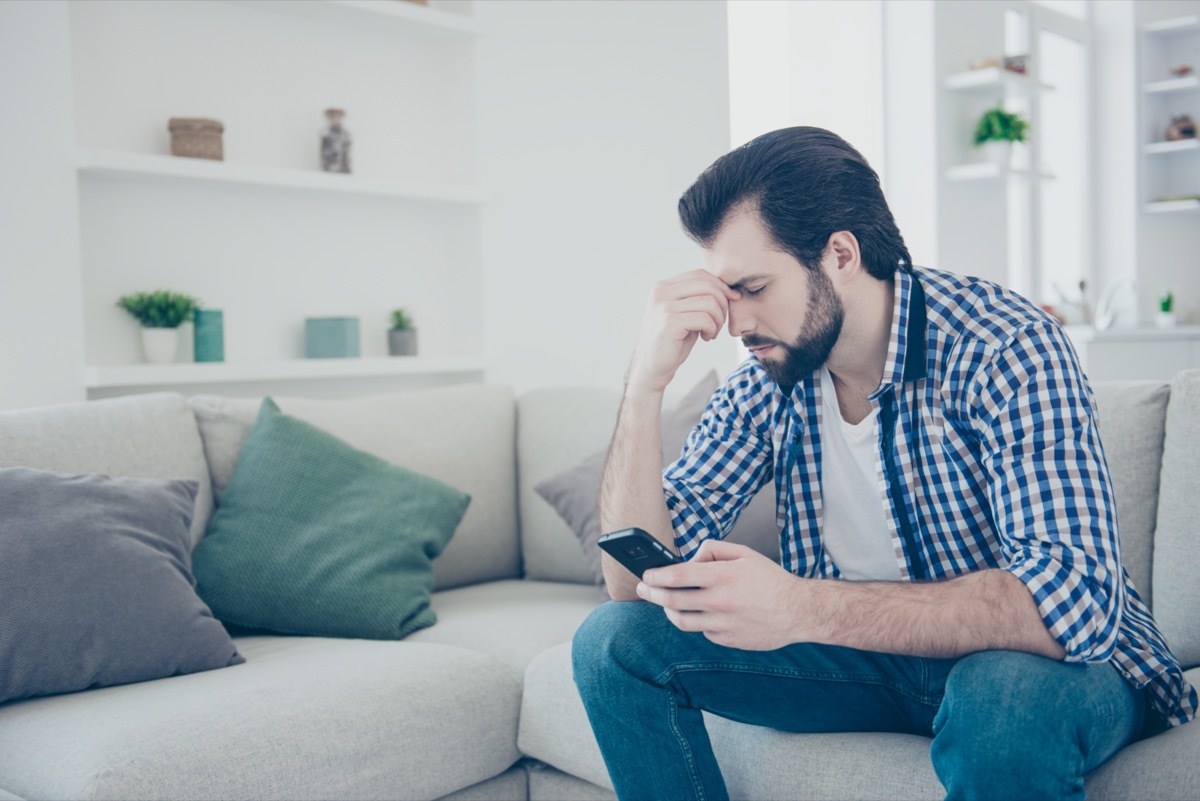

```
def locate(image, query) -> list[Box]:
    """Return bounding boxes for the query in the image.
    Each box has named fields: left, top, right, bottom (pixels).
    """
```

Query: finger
left=663, top=294, right=728, bottom=325
left=654, top=272, right=737, bottom=309
left=691, top=539, right=753, bottom=563
left=664, top=607, right=707, bottom=632
left=666, top=312, right=721, bottom=344
left=642, top=562, right=703, bottom=589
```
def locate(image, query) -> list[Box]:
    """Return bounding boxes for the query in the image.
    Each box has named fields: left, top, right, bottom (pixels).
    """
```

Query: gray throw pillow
left=0, top=467, right=244, bottom=705
left=534, top=371, right=780, bottom=586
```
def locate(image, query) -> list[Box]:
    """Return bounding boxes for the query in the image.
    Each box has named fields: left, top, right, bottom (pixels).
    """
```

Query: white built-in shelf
left=944, top=67, right=1054, bottom=95
left=1144, top=75, right=1200, bottom=94
left=76, top=149, right=481, bottom=205
left=237, top=0, right=477, bottom=41
left=1145, top=139, right=1200, bottom=155
left=83, top=356, right=485, bottom=389
left=1144, top=15, right=1200, bottom=35
left=946, top=162, right=1056, bottom=182
left=1145, top=198, right=1200, bottom=213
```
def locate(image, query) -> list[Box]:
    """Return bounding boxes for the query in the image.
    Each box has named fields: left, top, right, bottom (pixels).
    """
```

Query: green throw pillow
left=192, top=398, right=470, bottom=640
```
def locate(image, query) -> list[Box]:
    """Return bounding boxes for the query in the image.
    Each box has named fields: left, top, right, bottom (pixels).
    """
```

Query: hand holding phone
left=597, top=527, right=683, bottom=580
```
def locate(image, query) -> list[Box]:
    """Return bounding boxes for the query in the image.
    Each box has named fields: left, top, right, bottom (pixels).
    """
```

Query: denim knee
left=931, top=651, right=1095, bottom=800
left=572, top=601, right=666, bottom=698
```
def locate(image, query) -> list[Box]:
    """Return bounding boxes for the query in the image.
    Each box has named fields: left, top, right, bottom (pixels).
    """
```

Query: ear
left=822, top=231, right=863, bottom=282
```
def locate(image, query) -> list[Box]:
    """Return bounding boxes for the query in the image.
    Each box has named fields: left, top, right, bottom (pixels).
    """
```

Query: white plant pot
left=141, top=327, right=180, bottom=364
left=982, top=140, right=1012, bottom=168
left=1155, top=311, right=1177, bottom=329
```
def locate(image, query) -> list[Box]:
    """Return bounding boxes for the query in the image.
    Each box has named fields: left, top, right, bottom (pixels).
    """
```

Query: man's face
left=706, top=207, right=844, bottom=388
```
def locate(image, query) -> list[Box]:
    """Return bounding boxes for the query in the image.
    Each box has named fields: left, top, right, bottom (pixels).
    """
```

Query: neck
left=825, top=275, right=895, bottom=397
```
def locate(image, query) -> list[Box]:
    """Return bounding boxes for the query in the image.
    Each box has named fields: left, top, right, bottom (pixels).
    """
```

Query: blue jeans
left=572, top=601, right=1145, bottom=801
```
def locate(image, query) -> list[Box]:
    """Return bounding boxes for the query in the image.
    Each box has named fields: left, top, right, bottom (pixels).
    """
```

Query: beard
left=743, top=267, right=844, bottom=390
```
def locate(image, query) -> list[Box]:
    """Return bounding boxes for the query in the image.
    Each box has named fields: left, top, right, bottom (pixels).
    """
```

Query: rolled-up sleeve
left=966, top=322, right=1123, bottom=662
left=661, top=367, right=775, bottom=559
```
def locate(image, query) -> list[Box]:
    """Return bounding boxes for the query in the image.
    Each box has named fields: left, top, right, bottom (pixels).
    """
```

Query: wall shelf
left=946, top=162, right=1056, bottom=182
left=83, top=356, right=485, bottom=389
left=944, top=67, right=1053, bottom=95
left=237, top=0, right=478, bottom=41
left=1145, top=139, right=1200, bottom=155
left=1143, top=15, right=1200, bottom=34
left=1144, top=75, right=1200, bottom=94
left=76, top=149, right=481, bottom=204
left=1145, top=198, right=1200, bottom=213
left=1141, top=15, right=1200, bottom=212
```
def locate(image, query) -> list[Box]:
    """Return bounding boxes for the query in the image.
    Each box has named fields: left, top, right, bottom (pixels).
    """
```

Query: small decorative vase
left=1155, top=311, right=1177, bottom=329
left=320, top=108, right=352, bottom=174
left=141, top=327, right=179, bottom=364
left=388, top=329, right=418, bottom=356
left=193, top=309, right=225, bottom=363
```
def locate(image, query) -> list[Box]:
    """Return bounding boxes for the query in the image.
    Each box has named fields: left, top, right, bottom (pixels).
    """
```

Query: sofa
left=0, top=371, right=1197, bottom=801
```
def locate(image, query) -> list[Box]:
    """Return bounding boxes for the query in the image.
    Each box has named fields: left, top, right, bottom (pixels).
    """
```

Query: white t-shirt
left=818, top=367, right=902, bottom=581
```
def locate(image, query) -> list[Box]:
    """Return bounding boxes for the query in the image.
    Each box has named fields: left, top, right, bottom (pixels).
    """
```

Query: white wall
left=475, top=0, right=738, bottom=394
left=0, top=0, right=86, bottom=410
left=728, top=0, right=884, bottom=168
left=883, top=0, right=939, bottom=269
left=1091, top=0, right=1137, bottom=322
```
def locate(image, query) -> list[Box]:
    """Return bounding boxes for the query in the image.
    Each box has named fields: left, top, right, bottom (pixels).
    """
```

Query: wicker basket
left=168, top=117, right=224, bottom=161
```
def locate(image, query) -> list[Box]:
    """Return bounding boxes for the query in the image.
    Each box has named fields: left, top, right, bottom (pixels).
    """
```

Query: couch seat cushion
left=0, top=637, right=521, bottom=801
left=1087, top=668, right=1200, bottom=800
left=407, top=580, right=607, bottom=676
left=521, top=645, right=1199, bottom=800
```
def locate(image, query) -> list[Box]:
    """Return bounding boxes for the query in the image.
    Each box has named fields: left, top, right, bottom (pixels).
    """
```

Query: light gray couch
left=0, top=372, right=1197, bottom=801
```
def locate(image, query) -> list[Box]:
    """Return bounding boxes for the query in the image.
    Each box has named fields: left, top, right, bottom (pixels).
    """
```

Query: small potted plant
left=1157, top=290, right=1177, bottom=328
left=116, top=290, right=200, bottom=364
left=973, top=106, right=1029, bottom=167
left=388, top=308, right=418, bottom=356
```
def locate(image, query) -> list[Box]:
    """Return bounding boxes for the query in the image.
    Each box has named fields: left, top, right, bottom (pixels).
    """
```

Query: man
left=571, top=127, right=1196, bottom=801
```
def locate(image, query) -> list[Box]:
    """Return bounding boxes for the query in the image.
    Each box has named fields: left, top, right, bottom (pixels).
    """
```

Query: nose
left=727, top=298, right=753, bottom=338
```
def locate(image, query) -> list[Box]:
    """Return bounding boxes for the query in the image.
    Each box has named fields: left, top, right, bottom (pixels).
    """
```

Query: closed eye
left=743, top=285, right=766, bottom=297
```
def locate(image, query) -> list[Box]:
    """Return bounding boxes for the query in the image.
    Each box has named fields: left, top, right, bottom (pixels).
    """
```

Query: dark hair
left=678, top=127, right=910, bottom=280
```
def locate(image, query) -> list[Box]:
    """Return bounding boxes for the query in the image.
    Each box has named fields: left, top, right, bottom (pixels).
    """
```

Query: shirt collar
left=879, top=266, right=928, bottom=391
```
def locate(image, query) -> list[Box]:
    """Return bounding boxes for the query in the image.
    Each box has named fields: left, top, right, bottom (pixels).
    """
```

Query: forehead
left=703, top=207, right=800, bottom=286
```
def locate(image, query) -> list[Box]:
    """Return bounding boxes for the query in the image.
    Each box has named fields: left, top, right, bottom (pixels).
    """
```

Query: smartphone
left=597, top=527, right=683, bottom=580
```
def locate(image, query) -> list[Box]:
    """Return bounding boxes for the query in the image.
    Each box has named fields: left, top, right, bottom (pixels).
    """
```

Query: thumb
left=692, top=539, right=751, bottom=563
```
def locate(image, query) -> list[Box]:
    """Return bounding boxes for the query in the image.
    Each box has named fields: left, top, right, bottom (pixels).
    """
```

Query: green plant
left=116, top=290, right=200, bottom=328
left=973, top=106, right=1029, bottom=146
left=1159, top=290, right=1175, bottom=313
left=390, top=308, right=415, bottom=331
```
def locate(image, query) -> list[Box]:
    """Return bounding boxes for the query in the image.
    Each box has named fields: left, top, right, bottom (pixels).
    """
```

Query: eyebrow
left=725, top=274, right=769, bottom=292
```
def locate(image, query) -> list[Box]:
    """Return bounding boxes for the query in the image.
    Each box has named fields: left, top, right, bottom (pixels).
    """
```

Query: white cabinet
left=68, top=0, right=483, bottom=396
left=1067, top=326, right=1200, bottom=382
left=1140, top=15, right=1200, bottom=213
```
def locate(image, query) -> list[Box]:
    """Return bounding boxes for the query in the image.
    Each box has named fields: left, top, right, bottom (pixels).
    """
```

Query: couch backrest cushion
left=188, top=386, right=519, bottom=591
left=0, top=393, right=213, bottom=545
left=1091, top=380, right=1171, bottom=601
left=1151, top=369, right=1200, bottom=668
left=518, top=387, right=623, bottom=583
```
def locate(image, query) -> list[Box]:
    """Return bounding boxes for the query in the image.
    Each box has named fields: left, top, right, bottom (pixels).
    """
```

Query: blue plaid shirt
left=663, top=266, right=1197, bottom=728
